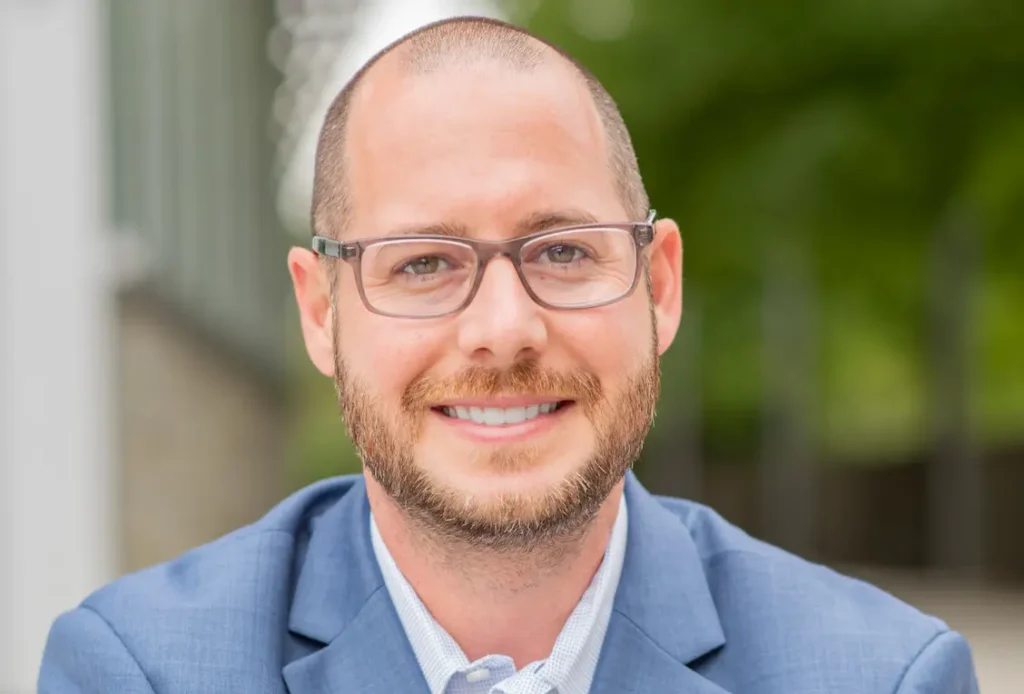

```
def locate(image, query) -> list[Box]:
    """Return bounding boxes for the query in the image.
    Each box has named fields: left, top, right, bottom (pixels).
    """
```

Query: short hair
left=311, top=16, right=648, bottom=239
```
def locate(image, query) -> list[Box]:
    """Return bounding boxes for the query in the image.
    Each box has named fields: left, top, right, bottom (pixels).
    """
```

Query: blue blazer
left=39, top=473, right=978, bottom=693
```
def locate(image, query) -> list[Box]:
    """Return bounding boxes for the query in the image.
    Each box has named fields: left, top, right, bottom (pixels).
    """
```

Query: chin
left=431, top=449, right=587, bottom=500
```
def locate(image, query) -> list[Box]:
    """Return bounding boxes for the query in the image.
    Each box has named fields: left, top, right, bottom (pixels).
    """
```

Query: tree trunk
left=928, top=207, right=983, bottom=573
left=760, top=242, right=818, bottom=558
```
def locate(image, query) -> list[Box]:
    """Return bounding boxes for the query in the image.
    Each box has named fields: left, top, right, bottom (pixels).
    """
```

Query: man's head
left=289, top=17, right=683, bottom=549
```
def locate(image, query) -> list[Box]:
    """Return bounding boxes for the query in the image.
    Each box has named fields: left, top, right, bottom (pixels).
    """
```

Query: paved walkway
left=852, top=569, right=1024, bottom=693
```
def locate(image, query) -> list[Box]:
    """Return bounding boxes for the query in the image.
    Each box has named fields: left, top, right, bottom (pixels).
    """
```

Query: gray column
left=928, top=207, right=983, bottom=573
left=760, top=242, right=819, bottom=558
left=0, top=0, right=117, bottom=688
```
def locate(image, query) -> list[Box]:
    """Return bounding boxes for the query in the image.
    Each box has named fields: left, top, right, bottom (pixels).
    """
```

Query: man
left=39, top=16, right=978, bottom=694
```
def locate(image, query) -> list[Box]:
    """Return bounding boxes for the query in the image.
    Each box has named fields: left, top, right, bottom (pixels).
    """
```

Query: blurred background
left=1, top=0, right=1021, bottom=691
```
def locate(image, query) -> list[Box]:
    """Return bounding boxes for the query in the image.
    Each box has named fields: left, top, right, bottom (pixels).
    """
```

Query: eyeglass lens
left=358, top=227, right=638, bottom=317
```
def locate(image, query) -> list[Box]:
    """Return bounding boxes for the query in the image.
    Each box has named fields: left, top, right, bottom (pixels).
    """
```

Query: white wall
left=0, top=1, right=116, bottom=689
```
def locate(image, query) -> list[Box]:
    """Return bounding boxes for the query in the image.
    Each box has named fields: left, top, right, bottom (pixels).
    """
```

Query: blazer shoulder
left=653, top=495, right=961, bottom=693
left=53, top=476, right=363, bottom=692
left=40, top=606, right=157, bottom=693
left=85, top=475, right=362, bottom=613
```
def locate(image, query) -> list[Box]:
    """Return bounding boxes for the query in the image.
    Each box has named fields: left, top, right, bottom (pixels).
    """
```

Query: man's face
left=292, top=57, right=682, bottom=547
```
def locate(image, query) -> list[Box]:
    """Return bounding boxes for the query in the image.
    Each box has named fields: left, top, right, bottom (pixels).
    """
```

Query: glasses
left=312, top=211, right=656, bottom=319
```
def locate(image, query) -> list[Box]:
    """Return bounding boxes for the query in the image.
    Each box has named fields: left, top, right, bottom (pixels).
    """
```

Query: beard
left=332, top=305, right=660, bottom=552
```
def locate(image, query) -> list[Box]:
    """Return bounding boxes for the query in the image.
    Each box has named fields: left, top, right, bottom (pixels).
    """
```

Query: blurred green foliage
left=518, top=0, right=1024, bottom=462
left=288, top=0, right=1024, bottom=488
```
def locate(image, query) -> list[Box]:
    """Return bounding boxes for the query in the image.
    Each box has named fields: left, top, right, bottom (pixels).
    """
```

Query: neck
left=366, top=475, right=624, bottom=667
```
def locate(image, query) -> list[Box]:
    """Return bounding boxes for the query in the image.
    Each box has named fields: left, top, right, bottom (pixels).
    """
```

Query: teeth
left=441, top=402, right=562, bottom=426
left=504, top=407, right=527, bottom=424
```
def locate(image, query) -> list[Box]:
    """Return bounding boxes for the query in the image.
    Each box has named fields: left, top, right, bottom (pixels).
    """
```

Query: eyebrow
left=515, top=210, right=600, bottom=235
left=381, top=209, right=602, bottom=240
left=387, top=221, right=470, bottom=238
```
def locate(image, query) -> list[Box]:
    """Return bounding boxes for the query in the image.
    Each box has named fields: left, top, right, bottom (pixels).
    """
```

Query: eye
left=541, top=244, right=587, bottom=264
left=399, top=256, right=450, bottom=276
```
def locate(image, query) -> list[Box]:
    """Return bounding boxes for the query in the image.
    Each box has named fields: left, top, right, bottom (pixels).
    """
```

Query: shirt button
left=466, top=668, right=491, bottom=683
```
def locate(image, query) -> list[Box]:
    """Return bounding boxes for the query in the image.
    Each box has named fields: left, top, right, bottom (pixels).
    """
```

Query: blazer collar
left=588, top=472, right=729, bottom=693
left=283, top=472, right=728, bottom=694
left=283, top=476, right=429, bottom=693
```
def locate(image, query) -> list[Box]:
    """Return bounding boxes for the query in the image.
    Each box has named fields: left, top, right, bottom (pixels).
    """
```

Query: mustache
left=401, top=361, right=602, bottom=412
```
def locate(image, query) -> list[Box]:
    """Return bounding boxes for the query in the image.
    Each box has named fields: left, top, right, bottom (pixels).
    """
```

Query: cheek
left=556, top=300, right=653, bottom=378
left=337, top=313, right=445, bottom=397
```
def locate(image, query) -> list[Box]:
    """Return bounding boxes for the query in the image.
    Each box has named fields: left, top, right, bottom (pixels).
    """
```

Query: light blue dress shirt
left=370, top=493, right=628, bottom=694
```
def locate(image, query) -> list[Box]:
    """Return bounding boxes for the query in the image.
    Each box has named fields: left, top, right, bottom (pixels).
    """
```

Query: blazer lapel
left=282, top=589, right=429, bottom=694
left=590, top=612, right=731, bottom=694
left=590, top=473, right=731, bottom=694
left=282, top=477, right=429, bottom=694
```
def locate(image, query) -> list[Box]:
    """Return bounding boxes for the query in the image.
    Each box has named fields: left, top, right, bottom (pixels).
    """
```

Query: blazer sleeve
left=894, top=630, right=979, bottom=694
left=38, top=606, right=156, bottom=694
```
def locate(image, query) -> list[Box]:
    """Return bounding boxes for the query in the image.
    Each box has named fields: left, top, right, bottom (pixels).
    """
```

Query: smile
left=434, top=401, right=572, bottom=427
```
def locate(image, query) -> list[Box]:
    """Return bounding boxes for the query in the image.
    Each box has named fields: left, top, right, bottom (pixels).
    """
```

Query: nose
left=455, top=255, right=548, bottom=365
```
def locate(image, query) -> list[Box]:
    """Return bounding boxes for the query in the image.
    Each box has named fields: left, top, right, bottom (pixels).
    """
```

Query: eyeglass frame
left=311, top=210, right=657, bottom=319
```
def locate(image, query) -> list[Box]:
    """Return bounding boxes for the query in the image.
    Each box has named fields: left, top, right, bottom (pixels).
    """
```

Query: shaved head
left=311, top=16, right=648, bottom=239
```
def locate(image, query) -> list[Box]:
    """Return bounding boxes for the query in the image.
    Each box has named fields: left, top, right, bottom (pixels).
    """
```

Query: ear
left=288, top=247, right=336, bottom=377
left=647, top=218, right=683, bottom=356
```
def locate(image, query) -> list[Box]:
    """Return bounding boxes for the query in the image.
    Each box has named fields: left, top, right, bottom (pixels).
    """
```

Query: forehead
left=342, top=56, right=623, bottom=235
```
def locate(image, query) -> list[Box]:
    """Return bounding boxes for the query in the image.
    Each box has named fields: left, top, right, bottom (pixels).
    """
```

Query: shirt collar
left=370, top=491, right=629, bottom=694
